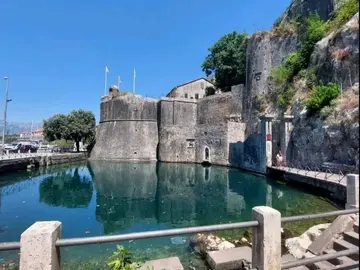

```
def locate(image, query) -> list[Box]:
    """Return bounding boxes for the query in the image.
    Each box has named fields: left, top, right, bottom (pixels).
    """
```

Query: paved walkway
left=268, top=166, right=347, bottom=186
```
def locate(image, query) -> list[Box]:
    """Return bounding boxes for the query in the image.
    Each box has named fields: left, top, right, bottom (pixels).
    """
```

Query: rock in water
left=189, top=233, right=235, bottom=255
left=170, top=236, right=186, bottom=245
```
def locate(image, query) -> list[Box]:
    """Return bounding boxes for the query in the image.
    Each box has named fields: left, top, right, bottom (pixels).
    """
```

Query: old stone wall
left=243, top=33, right=298, bottom=134
left=90, top=94, right=159, bottom=161
left=197, top=92, right=236, bottom=124
left=158, top=99, right=197, bottom=163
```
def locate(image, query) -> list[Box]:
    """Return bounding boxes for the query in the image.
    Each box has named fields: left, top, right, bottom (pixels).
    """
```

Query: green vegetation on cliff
left=271, top=13, right=327, bottom=109
left=307, top=83, right=341, bottom=113
left=202, top=31, right=247, bottom=92
left=327, top=0, right=359, bottom=32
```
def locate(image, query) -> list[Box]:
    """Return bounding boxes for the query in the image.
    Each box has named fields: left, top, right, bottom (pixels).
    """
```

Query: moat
left=0, top=161, right=338, bottom=269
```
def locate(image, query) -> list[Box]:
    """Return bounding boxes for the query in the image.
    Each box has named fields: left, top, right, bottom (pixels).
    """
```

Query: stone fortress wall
left=91, top=87, right=274, bottom=174
left=90, top=94, right=159, bottom=161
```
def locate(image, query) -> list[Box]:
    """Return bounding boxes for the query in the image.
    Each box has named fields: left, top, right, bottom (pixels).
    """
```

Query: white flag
left=134, top=68, right=136, bottom=78
left=105, top=66, right=109, bottom=73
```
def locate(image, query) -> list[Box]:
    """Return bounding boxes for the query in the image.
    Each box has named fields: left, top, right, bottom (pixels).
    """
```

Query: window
left=184, top=94, right=188, bottom=98
left=195, top=94, right=199, bottom=99
left=200, top=82, right=204, bottom=89
left=190, top=96, right=193, bottom=99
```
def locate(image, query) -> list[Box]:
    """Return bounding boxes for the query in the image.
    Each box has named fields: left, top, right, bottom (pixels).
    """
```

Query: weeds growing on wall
left=306, top=83, right=340, bottom=113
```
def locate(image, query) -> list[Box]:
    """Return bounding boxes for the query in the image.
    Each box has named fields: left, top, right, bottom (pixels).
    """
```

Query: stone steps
left=323, top=249, right=357, bottom=265
left=343, top=231, right=359, bottom=246
left=206, top=246, right=252, bottom=270
left=306, top=260, right=334, bottom=270
left=354, top=222, right=359, bottom=234
left=333, top=239, right=359, bottom=261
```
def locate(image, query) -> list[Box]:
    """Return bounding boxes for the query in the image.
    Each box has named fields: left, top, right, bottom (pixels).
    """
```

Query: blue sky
left=0, top=0, right=290, bottom=123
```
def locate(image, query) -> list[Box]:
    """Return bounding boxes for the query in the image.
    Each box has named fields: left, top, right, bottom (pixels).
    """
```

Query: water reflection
left=0, top=161, right=338, bottom=266
left=90, top=162, right=158, bottom=234
left=39, top=168, right=93, bottom=208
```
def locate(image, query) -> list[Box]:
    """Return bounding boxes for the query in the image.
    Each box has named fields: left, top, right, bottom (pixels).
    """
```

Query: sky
left=0, top=0, right=290, bottom=123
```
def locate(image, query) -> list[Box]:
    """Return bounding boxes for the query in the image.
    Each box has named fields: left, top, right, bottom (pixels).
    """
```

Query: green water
left=0, top=161, right=338, bottom=269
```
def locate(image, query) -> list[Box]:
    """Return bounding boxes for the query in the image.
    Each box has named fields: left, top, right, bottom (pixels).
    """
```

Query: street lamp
left=2, top=77, right=10, bottom=152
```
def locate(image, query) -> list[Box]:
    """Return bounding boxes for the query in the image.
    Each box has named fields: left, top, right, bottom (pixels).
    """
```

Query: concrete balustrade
left=345, top=174, right=359, bottom=210
left=15, top=174, right=358, bottom=269
left=252, top=206, right=282, bottom=270
left=20, top=221, right=62, bottom=270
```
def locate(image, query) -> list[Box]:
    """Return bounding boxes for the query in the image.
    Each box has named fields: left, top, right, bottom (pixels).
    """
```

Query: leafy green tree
left=202, top=31, right=247, bottom=92
left=63, top=110, right=96, bottom=152
left=43, top=110, right=95, bottom=152
left=43, top=114, right=68, bottom=142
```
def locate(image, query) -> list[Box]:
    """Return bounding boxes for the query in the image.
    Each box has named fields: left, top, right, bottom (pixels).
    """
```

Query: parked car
left=4, top=142, right=21, bottom=152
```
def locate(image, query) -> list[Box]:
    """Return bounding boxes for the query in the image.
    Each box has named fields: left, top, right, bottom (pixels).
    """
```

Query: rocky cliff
left=287, top=13, right=359, bottom=170
left=310, top=12, right=359, bottom=90
left=279, top=0, right=337, bottom=24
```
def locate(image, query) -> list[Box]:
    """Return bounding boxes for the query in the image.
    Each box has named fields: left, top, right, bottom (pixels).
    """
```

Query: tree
left=43, top=110, right=96, bottom=152
left=202, top=31, right=247, bottom=92
left=64, top=110, right=96, bottom=152
left=43, top=114, right=68, bottom=142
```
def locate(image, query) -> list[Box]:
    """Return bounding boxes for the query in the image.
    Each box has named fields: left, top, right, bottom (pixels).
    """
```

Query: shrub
left=278, top=86, right=295, bottom=110
left=327, top=0, right=359, bottom=32
left=272, top=18, right=301, bottom=36
left=320, top=105, right=333, bottom=118
left=107, top=245, right=143, bottom=270
left=299, top=13, right=327, bottom=63
left=297, top=68, right=318, bottom=88
left=307, top=83, right=340, bottom=112
left=205, top=86, right=216, bottom=96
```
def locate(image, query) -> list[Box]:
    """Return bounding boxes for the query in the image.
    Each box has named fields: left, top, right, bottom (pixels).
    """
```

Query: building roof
left=166, top=77, right=215, bottom=97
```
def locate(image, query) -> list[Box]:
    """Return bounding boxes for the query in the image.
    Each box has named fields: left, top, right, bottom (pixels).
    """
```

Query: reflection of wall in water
left=156, top=163, right=230, bottom=226
left=89, top=162, right=158, bottom=234
left=228, top=169, right=267, bottom=217
left=156, top=162, right=197, bottom=226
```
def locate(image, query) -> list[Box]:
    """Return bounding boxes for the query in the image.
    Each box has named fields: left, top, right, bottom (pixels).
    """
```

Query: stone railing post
left=20, top=221, right=62, bottom=270
left=346, top=174, right=359, bottom=209
left=252, top=206, right=281, bottom=270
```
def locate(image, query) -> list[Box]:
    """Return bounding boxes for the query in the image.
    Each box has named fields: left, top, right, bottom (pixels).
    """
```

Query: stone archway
left=204, top=147, right=210, bottom=162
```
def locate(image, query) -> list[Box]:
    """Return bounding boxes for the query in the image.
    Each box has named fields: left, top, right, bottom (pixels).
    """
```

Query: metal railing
left=270, top=162, right=347, bottom=183
left=0, top=152, right=52, bottom=160
left=281, top=248, right=359, bottom=269
left=0, top=208, right=358, bottom=270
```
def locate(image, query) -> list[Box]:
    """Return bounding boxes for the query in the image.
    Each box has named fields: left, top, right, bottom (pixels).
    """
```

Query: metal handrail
left=0, top=241, right=21, bottom=251
left=0, top=208, right=358, bottom=254
left=56, top=220, right=259, bottom=247
left=281, top=208, right=359, bottom=223
left=281, top=248, right=359, bottom=269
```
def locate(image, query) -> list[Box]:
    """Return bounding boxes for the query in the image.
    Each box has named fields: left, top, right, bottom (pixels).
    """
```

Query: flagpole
left=104, top=66, right=108, bottom=96
left=133, top=68, right=136, bottom=94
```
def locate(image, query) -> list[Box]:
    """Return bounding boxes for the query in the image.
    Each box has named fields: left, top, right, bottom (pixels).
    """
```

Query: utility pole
left=2, top=77, right=9, bottom=152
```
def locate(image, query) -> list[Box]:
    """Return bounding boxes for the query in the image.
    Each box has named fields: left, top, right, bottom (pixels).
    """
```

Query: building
left=20, top=128, right=44, bottom=140
left=166, top=78, right=215, bottom=100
